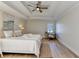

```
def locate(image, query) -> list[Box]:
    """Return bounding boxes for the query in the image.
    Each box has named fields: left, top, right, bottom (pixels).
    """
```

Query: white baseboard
left=58, top=39, right=79, bottom=57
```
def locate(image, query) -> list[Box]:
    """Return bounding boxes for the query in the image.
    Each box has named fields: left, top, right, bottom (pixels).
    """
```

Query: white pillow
left=22, top=34, right=32, bottom=38
left=4, top=31, right=13, bottom=38
left=22, top=35, right=28, bottom=39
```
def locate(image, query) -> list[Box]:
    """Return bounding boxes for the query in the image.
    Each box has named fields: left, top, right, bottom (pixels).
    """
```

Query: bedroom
left=0, top=0, right=79, bottom=58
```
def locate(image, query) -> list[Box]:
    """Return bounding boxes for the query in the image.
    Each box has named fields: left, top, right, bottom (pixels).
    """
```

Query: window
left=47, top=24, right=54, bottom=33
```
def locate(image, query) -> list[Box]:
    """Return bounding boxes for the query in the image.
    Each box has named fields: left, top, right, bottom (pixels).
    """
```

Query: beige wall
left=56, top=4, right=79, bottom=56
left=0, top=11, right=4, bottom=38
left=0, top=11, right=3, bottom=30
left=14, top=18, right=26, bottom=33
left=26, top=19, right=55, bottom=35
left=0, top=10, right=26, bottom=37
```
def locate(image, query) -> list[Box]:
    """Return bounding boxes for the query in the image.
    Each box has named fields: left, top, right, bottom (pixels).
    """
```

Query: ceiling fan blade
left=40, top=7, right=48, bottom=9
left=39, top=9, right=42, bottom=13
left=32, top=9, right=36, bottom=11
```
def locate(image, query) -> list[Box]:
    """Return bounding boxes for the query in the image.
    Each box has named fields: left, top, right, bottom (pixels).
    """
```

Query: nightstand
left=0, top=51, right=3, bottom=57
left=0, top=41, right=3, bottom=57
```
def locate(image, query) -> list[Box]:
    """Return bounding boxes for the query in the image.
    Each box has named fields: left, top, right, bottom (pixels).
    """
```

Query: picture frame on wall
left=3, top=21, right=14, bottom=31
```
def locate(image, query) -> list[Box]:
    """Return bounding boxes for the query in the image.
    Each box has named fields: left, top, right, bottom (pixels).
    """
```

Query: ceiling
left=0, top=1, right=79, bottom=20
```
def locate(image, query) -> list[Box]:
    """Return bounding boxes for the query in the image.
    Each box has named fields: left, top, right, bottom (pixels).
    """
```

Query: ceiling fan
left=28, top=1, right=48, bottom=13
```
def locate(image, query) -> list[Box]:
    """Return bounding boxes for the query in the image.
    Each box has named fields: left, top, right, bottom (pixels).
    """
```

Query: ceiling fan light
left=37, top=8, right=40, bottom=11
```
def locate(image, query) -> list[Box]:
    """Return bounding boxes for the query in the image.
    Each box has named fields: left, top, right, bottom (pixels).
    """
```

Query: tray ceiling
left=0, top=1, right=79, bottom=20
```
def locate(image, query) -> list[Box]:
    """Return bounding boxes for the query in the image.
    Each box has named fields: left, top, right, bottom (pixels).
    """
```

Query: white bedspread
left=1, top=34, right=42, bottom=57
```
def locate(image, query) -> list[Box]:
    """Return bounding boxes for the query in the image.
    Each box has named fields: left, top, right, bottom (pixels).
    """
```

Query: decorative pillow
left=14, top=30, right=22, bottom=37
left=3, top=31, right=13, bottom=38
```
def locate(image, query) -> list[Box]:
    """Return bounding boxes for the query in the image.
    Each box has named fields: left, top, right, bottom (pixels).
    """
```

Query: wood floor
left=49, top=39, right=78, bottom=58
left=0, top=39, right=78, bottom=58
left=1, top=39, right=52, bottom=58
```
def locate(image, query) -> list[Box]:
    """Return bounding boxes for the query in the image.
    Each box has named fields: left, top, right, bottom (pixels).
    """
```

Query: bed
left=1, top=34, right=42, bottom=57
